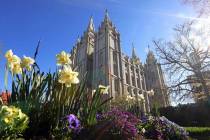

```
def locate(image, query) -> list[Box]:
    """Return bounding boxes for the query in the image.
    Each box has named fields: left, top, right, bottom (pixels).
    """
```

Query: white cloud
left=190, top=16, right=210, bottom=50
left=151, top=11, right=210, bottom=50
left=149, top=10, right=208, bottom=21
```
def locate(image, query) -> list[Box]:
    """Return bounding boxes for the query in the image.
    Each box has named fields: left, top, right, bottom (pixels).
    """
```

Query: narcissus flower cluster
left=5, top=50, right=35, bottom=74
left=126, top=95, right=135, bottom=102
left=5, top=50, right=21, bottom=74
left=0, top=105, right=29, bottom=133
left=56, top=51, right=79, bottom=87
left=125, top=94, right=144, bottom=103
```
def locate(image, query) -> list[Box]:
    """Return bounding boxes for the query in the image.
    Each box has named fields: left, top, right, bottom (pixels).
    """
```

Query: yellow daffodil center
left=11, top=63, right=22, bottom=74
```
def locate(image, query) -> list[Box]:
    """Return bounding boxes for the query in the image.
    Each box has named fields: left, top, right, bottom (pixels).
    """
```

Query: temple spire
left=87, top=16, right=95, bottom=31
left=146, top=45, right=156, bottom=63
left=147, top=45, right=153, bottom=54
left=104, top=9, right=110, bottom=22
left=147, top=45, right=154, bottom=56
left=132, top=43, right=137, bottom=58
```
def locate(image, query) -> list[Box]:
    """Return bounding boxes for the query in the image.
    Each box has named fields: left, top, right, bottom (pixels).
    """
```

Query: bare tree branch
left=154, top=24, right=210, bottom=102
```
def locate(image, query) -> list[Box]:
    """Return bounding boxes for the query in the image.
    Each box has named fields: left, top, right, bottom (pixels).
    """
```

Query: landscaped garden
left=159, top=102, right=210, bottom=139
left=0, top=49, right=192, bottom=139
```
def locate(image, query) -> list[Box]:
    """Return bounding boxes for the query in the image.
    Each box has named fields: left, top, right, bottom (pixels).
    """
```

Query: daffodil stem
left=56, top=84, right=63, bottom=128
left=4, top=64, right=8, bottom=90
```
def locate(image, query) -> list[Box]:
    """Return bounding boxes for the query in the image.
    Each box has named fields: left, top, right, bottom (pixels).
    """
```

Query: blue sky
left=0, top=0, right=195, bottom=93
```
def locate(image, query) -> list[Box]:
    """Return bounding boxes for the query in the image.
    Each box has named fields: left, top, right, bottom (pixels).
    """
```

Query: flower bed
left=0, top=49, right=190, bottom=139
left=138, top=116, right=189, bottom=140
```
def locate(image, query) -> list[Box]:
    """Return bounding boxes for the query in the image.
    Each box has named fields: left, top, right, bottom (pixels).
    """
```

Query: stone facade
left=70, top=10, right=169, bottom=112
left=144, top=51, right=170, bottom=108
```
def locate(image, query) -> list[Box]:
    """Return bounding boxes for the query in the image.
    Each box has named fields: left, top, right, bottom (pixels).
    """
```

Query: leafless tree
left=181, top=0, right=210, bottom=16
left=154, top=23, right=210, bottom=101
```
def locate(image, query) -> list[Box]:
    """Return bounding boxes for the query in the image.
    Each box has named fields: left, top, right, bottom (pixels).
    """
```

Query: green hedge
left=158, top=102, right=210, bottom=127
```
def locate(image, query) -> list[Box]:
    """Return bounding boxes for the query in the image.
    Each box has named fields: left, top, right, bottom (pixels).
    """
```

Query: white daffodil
left=7, top=55, right=21, bottom=66
left=58, top=65, right=79, bottom=87
left=91, top=89, right=96, bottom=96
left=5, top=50, right=21, bottom=72
left=98, top=85, right=109, bottom=94
left=141, top=128, right=146, bottom=133
left=21, top=55, right=35, bottom=71
left=56, top=51, right=71, bottom=66
left=148, top=89, right=154, bottom=96
left=138, top=94, right=145, bottom=100
left=5, top=49, right=13, bottom=60
left=11, top=63, right=22, bottom=74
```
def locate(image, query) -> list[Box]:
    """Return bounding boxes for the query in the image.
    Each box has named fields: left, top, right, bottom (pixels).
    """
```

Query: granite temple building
left=70, top=10, right=170, bottom=113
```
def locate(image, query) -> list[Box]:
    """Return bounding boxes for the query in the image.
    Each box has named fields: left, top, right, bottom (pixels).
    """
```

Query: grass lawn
left=185, top=127, right=210, bottom=140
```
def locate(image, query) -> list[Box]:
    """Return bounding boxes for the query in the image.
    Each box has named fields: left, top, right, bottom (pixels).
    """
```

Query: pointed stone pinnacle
left=88, top=16, right=95, bottom=31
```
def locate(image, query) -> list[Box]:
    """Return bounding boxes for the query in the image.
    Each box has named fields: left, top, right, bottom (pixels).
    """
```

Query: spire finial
left=87, top=15, right=95, bottom=31
left=147, top=45, right=153, bottom=55
left=104, top=9, right=110, bottom=22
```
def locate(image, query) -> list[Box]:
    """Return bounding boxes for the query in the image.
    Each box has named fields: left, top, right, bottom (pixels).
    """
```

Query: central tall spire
left=132, top=43, right=137, bottom=59
left=87, top=16, right=95, bottom=31
left=104, top=9, right=110, bottom=22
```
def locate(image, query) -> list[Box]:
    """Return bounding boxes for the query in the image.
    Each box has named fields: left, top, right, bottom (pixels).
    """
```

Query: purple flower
left=141, top=116, right=189, bottom=139
left=66, top=114, right=81, bottom=132
left=103, top=108, right=140, bottom=138
left=96, top=113, right=103, bottom=120
left=123, top=121, right=138, bottom=136
left=141, top=115, right=148, bottom=123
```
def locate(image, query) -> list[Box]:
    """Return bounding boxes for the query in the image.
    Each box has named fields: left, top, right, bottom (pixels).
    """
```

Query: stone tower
left=93, top=10, right=123, bottom=98
left=144, top=50, right=169, bottom=108
left=71, top=16, right=95, bottom=89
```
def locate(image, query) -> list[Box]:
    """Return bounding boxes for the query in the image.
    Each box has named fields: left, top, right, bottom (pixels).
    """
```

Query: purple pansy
left=66, top=114, right=81, bottom=132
